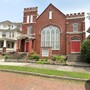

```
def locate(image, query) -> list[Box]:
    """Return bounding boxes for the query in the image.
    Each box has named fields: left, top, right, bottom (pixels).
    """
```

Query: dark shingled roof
left=0, top=20, right=22, bottom=32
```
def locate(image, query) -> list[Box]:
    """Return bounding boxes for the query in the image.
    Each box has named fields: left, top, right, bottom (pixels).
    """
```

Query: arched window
left=41, top=25, right=60, bottom=50
left=73, top=23, right=78, bottom=32
left=49, top=10, right=53, bottom=19
left=71, top=36, right=80, bottom=40
left=27, top=15, right=29, bottom=23
left=27, top=15, right=33, bottom=23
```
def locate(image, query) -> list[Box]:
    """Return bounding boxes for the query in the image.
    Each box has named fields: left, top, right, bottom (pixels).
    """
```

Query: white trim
left=71, top=52, right=80, bottom=53
left=66, top=31, right=83, bottom=34
left=71, top=40, right=81, bottom=41
left=66, top=16, right=84, bottom=20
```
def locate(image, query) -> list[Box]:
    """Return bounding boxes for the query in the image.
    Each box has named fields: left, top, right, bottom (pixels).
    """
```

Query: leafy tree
left=81, top=40, right=90, bottom=63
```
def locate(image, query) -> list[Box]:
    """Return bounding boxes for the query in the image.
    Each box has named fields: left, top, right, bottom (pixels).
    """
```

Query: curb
left=0, top=69, right=88, bottom=82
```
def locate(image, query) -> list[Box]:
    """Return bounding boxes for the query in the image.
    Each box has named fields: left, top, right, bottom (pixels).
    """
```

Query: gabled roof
left=0, top=20, right=22, bottom=32
left=0, top=20, right=12, bottom=25
left=37, top=3, right=65, bottom=20
left=0, top=20, right=22, bottom=26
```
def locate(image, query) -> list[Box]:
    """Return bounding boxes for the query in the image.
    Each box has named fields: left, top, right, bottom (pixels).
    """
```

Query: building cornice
left=66, top=16, right=84, bottom=20
left=23, top=22, right=36, bottom=25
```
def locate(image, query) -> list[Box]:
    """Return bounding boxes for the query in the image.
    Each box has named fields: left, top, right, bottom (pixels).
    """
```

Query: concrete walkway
left=0, top=61, right=90, bottom=73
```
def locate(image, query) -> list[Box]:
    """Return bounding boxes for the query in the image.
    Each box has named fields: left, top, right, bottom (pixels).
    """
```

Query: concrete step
left=67, top=53, right=82, bottom=62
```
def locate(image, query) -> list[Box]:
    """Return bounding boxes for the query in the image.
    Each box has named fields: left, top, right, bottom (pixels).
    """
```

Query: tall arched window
left=27, top=15, right=29, bottom=23
left=41, top=25, right=60, bottom=50
left=49, top=10, right=53, bottom=19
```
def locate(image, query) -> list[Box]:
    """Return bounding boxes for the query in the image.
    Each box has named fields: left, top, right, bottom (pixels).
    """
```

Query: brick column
left=28, top=38, right=32, bottom=54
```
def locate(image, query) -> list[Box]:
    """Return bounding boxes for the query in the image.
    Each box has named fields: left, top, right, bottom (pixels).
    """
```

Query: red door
left=25, top=42, right=29, bottom=52
left=71, top=41, right=80, bottom=53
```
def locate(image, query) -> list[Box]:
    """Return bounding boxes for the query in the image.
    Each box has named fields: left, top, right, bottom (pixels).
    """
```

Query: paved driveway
left=0, top=72, right=86, bottom=90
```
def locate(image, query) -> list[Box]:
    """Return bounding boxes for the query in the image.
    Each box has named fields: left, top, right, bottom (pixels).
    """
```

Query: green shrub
left=60, top=56, right=65, bottom=63
left=52, top=56, right=60, bottom=61
left=81, top=40, right=90, bottom=63
left=52, top=55, right=65, bottom=63
left=4, top=55, right=8, bottom=60
left=28, top=53, right=40, bottom=61
left=52, top=56, right=57, bottom=61
left=37, top=59, right=47, bottom=64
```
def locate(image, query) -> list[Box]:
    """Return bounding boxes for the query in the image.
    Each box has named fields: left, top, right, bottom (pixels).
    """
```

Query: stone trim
left=66, top=16, right=84, bottom=20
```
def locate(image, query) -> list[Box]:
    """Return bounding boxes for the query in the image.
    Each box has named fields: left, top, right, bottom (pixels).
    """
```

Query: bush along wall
left=81, top=40, right=90, bottom=63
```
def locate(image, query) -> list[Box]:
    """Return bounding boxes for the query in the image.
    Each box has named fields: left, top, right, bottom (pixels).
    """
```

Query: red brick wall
left=66, top=13, right=85, bottom=54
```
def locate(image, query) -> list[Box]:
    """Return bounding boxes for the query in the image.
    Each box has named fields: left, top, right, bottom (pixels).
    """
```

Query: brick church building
left=17, top=4, right=85, bottom=58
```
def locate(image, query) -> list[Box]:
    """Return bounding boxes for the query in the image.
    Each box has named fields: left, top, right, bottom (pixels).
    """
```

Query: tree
left=81, top=40, right=90, bottom=63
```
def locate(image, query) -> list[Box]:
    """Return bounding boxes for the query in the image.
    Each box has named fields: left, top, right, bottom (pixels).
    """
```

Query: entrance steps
left=67, top=53, right=82, bottom=62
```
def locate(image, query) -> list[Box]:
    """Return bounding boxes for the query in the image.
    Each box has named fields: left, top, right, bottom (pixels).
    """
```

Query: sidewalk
left=0, top=61, right=90, bottom=73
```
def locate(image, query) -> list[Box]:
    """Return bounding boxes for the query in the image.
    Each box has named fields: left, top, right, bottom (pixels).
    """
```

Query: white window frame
left=30, top=15, right=33, bottom=23
left=2, top=32, right=6, bottom=37
left=12, top=32, right=14, bottom=38
left=73, top=23, right=78, bottom=32
left=41, top=25, right=60, bottom=50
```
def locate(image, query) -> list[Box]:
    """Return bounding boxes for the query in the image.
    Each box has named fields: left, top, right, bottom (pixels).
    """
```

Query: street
left=0, top=72, right=86, bottom=90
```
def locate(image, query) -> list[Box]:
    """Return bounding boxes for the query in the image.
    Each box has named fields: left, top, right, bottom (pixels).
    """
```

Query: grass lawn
left=0, top=65, right=90, bottom=79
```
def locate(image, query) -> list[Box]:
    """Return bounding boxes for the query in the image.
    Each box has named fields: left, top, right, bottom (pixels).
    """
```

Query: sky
left=0, top=0, right=90, bottom=22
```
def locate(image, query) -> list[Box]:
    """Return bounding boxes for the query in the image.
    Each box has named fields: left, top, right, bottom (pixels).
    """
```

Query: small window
left=7, top=43, right=10, bottom=48
left=3, top=25, right=7, bottom=28
left=11, top=25, right=13, bottom=29
left=9, top=32, right=11, bottom=37
left=12, top=32, right=14, bottom=37
left=49, top=10, right=53, bottom=19
left=8, top=25, right=10, bottom=29
left=12, top=42, right=14, bottom=48
left=2, top=32, right=6, bottom=37
left=0, top=42, right=3, bottom=48
left=1, top=42, right=3, bottom=48
left=73, top=23, right=78, bottom=32
left=71, top=36, right=80, bottom=40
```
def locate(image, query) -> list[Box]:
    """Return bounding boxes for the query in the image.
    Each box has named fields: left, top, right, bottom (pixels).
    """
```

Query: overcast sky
left=0, top=0, right=90, bottom=22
